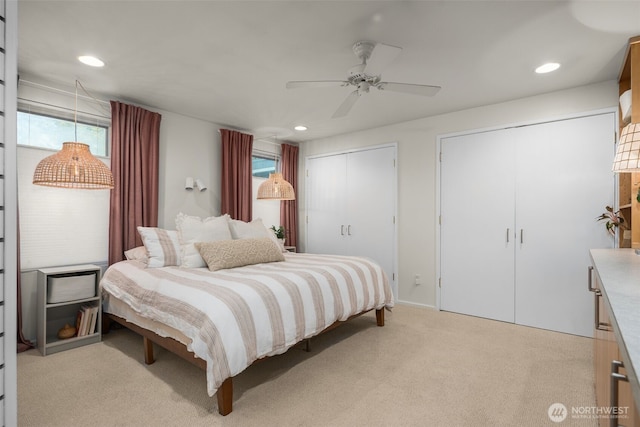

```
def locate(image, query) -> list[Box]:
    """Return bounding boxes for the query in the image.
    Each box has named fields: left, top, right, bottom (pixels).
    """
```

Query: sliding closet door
left=514, top=113, right=615, bottom=337
left=440, top=129, right=517, bottom=323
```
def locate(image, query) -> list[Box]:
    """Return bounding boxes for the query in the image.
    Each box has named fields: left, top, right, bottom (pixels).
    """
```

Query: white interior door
left=440, top=129, right=517, bottom=322
left=306, top=154, right=348, bottom=255
left=346, top=147, right=396, bottom=292
left=306, top=146, right=398, bottom=297
left=514, top=113, right=615, bottom=337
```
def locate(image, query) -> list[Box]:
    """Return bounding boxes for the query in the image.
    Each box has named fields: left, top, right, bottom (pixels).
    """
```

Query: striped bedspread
left=100, top=252, right=394, bottom=396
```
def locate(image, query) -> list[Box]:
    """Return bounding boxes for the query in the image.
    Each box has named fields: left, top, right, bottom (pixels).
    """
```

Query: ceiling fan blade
left=286, top=80, right=348, bottom=89
left=332, top=90, right=360, bottom=118
left=377, top=82, right=441, bottom=97
left=364, top=43, right=402, bottom=76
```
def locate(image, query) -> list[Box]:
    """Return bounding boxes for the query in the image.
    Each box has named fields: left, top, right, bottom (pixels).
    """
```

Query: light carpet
left=18, top=304, right=596, bottom=426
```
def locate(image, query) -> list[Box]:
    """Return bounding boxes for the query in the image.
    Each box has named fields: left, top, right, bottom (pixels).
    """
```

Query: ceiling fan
left=286, top=40, right=441, bottom=118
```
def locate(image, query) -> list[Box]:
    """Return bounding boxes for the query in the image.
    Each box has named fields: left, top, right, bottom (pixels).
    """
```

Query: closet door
left=307, top=154, right=348, bottom=255
left=440, top=129, right=517, bottom=322
left=514, top=113, right=615, bottom=337
left=306, top=146, right=397, bottom=296
left=346, top=146, right=396, bottom=284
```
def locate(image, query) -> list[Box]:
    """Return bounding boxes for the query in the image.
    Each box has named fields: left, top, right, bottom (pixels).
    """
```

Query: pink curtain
left=108, top=101, right=161, bottom=265
left=280, top=143, right=298, bottom=247
left=220, top=129, right=253, bottom=221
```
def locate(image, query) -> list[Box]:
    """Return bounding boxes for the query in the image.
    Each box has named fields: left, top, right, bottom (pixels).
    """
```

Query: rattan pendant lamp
left=32, top=80, right=114, bottom=189
left=256, top=135, right=295, bottom=200
left=256, top=171, right=295, bottom=200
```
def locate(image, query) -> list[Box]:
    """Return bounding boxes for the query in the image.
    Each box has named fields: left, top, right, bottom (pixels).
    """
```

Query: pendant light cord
left=74, top=80, right=78, bottom=141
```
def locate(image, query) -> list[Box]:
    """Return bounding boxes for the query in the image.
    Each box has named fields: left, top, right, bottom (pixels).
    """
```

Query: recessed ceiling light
left=535, top=62, right=560, bottom=74
left=78, top=55, right=105, bottom=67
left=294, top=125, right=308, bottom=131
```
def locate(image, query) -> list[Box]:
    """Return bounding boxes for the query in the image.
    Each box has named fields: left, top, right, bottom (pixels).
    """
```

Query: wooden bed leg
left=102, top=313, right=111, bottom=334
left=217, top=377, right=233, bottom=416
left=303, top=338, right=311, bottom=352
left=376, top=308, right=385, bottom=327
left=143, top=336, right=155, bottom=365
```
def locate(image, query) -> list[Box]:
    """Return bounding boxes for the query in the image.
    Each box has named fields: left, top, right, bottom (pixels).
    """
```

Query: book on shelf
left=75, top=309, right=83, bottom=337
left=88, top=305, right=98, bottom=335
left=76, top=305, right=98, bottom=337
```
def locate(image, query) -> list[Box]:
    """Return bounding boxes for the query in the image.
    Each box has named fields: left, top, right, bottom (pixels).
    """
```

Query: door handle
left=588, top=266, right=596, bottom=293
left=520, top=229, right=524, bottom=244
left=348, top=225, right=352, bottom=236
left=595, top=290, right=611, bottom=331
left=340, top=225, right=345, bottom=236
left=506, top=228, right=510, bottom=243
left=610, top=360, right=628, bottom=427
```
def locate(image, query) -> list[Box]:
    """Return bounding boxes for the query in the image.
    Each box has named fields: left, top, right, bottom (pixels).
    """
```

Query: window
left=252, top=154, right=277, bottom=178
left=252, top=149, right=281, bottom=225
left=18, top=110, right=109, bottom=157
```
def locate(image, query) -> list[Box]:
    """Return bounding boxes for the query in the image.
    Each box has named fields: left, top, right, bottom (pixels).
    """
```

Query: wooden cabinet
left=306, top=145, right=397, bottom=295
left=617, top=36, right=640, bottom=248
left=592, top=267, right=640, bottom=427
left=440, top=113, right=615, bottom=337
left=37, top=264, right=102, bottom=355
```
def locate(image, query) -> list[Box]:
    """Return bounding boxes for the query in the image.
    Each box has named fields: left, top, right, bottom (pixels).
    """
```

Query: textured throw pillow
left=228, top=218, right=285, bottom=252
left=136, top=227, right=181, bottom=267
left=195, top=237, right=285, bottom=271
left=124, top=246, right=148, bottom=263
left=175, top=212, right=232, bottom=268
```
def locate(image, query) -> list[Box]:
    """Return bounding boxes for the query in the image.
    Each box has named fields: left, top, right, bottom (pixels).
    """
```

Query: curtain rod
left=18, top=97, right=111, bottom=120
left=217, top=129, right=298, bottom=147
left=19, top=78, right=111, bottom=105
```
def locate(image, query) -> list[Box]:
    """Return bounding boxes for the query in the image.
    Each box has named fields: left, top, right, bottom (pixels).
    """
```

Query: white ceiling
left=17, top=1, right=640, bottom=143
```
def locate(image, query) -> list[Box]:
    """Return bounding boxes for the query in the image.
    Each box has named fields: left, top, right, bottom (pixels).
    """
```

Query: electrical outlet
left=414, top=274, right=421, bottom=285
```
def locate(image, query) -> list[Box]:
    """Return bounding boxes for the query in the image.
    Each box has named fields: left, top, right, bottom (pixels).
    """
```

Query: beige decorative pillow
left=124, top=246, right=148, bottom=263
left=195, top=237, right=285, bottom=271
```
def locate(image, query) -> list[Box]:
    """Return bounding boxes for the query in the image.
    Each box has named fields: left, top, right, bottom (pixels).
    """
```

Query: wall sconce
left=185, top=177, right=207, bottom=192
left=185, top=177, right=194, bottom=190
left=195, top=178, right=207, bottom=192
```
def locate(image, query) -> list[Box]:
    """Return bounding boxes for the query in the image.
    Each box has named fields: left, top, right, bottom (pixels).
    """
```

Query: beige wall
left=299, top=80, right=619, bottom=308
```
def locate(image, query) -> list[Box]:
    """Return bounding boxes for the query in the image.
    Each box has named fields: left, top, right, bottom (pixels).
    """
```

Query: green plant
left=597, top=206, right=626, bottom=236
left=271, top=225, right=285, bottom=239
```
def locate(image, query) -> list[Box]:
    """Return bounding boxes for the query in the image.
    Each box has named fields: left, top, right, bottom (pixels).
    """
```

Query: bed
left=100, top=251, right=394, bottom=415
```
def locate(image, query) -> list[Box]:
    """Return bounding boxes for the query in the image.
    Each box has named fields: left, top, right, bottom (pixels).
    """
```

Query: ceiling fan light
left=294, top=125, right=308, bottom=131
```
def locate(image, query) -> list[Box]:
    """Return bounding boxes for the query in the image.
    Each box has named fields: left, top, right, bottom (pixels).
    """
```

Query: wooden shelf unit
left=618, top=36, right=640, bottom=248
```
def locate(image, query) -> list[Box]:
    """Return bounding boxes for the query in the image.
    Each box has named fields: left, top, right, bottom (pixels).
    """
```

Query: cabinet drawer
left=47, top=273, right=96, bottom=303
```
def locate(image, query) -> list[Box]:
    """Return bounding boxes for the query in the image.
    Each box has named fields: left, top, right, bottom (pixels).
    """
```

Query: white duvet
left=100, top=252, right=394, bottom=396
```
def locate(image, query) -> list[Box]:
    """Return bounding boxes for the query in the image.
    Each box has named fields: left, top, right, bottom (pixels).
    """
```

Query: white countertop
left=590, top=248, right=640, bottom=410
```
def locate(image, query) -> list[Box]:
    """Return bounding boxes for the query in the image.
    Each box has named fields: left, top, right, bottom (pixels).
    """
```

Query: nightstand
left=37, top=264, right=102, bottom=355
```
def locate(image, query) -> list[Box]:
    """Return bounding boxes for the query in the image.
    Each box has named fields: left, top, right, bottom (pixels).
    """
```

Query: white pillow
left=175, top=212, right=232, bottom=268
left=228, top=218, right=285, bottom=252
left=136, top=227, right=182, bottom=268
